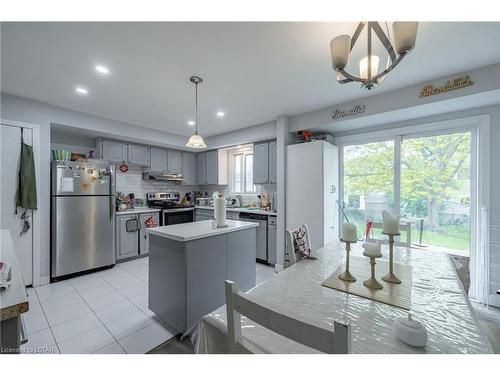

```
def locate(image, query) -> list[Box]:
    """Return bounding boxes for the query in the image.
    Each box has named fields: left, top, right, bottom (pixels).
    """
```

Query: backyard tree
left=344, top=133, right=470, bottom=237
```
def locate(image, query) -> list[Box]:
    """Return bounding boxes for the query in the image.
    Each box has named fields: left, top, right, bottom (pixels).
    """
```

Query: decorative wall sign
left=332, top=104, right=366, bottom=120
left=419, top=75, right=473, bottom=98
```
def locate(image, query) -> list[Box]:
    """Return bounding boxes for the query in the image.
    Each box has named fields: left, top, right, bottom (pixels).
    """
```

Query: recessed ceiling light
left=188, top=120, right=195, bottom=126
left=216, top=111, right=225, bottom=117
left=95, top=65, right=110, bottom=74
left=75, top=87, right=88, bottom=95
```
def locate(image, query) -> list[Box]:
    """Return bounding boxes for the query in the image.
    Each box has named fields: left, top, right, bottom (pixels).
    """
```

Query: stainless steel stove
left=147, top=192, right=194, bottom=226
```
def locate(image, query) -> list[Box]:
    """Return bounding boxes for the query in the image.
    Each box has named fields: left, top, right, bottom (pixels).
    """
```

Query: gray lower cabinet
left=269, top=141, right=277, bottom=184
left=101, top=140, right=128, bottom=163
left=182, top=152, right=196, bottom=185
left=116, top=212, right=159, bottom=260
left=206, top=150, right=218, bottom=185
left=196, top=152, right=207, bottom=185
left=116, top=214, right=139, bottom=260
left=195, top=209, right=213, bottom=221
left=267, top=216, right=277, bottom=265
left=149, top=227, right=256, bottom=333
left=150, top=147, right=168, bottom=173
left=167, top=150, right=182, bottom=174
left=139, top=212, right=160, bottom=255
left=227, top=211, right=240, bottom=220
left=128, top=144, right=150, bottom=166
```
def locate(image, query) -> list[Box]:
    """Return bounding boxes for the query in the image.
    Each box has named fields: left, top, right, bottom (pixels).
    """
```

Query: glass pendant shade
left=393, top=22, right=418, bottom=54
left=330, top=34, right=351, bottom=69
left=186, top=133, right=207, bottom=149
left=359, top=55, right=380, bottom=80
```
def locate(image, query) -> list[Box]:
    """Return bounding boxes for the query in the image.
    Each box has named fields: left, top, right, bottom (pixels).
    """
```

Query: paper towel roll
left=214, top=197, right=226, bottom=227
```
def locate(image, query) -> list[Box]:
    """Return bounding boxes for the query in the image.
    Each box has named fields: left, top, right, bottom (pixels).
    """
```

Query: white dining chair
left=224, top=280, right=351, bottom=354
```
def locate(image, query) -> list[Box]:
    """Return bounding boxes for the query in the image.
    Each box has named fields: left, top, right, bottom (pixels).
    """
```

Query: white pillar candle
left=362, top=240, right=382, bottom=257
left=382, top=210, right=400, bottom=235
left=341, top=223, right=357, bottom=242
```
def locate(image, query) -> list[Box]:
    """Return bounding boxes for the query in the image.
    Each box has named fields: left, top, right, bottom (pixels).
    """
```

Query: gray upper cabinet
left=269, top=141, right=277, bottom=184
left=182, top=152, right=196, bottom=185
left=196, top=152, right=207, bottom=185
left=167, top=150, right=182, bottom=174
left=101, top=140, right=128, bottom=163
left=206, top=150, right=218, bottom=185
left=128, top=144, right=150, bottom=166
left=253, top=142, right=269, bottom=184
left=150, top=147, right=168, bottom=173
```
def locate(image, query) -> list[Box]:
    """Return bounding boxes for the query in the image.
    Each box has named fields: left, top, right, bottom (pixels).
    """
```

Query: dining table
left=193, top=241, right=493, bottom=354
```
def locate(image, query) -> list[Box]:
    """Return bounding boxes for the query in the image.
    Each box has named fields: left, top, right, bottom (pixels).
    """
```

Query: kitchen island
left=147, top=219, right=258, bottom=334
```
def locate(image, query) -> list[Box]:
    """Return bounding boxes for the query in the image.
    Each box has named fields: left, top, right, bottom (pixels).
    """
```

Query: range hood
left=142, top=170, right=183, bottom=182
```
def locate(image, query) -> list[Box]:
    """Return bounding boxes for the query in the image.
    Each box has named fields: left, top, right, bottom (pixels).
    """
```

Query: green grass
left=348, top=218, right=470, bottom=252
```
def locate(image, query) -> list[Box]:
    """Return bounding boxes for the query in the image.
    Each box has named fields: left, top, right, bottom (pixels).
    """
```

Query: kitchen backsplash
left=115, top=167, right=197, bottom=201
left=116, top=167, right=275, bottom=207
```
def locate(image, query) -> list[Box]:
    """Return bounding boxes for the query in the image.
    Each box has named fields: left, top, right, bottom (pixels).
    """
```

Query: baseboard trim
left=39, top=275, right=50, bottom=286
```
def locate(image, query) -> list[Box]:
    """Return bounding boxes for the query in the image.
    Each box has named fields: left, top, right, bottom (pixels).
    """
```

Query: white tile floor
left=21, top=257, right=172, bottom=354
left=21, top=257, right=276, bottom=354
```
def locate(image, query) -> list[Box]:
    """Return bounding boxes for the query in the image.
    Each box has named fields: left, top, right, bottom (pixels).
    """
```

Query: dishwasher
left=238, top=212, right=268, bottom=263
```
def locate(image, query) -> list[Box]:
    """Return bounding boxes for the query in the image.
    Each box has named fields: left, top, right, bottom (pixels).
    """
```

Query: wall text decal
left=332, top=105, right=366, bottom=120
left=419, top=75, right=473, bottom=98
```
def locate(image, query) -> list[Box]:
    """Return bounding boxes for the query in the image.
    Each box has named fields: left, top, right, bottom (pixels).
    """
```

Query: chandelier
left=330, top=22, right=418, bottom=90
left=186, top=75, right=207, bottom=149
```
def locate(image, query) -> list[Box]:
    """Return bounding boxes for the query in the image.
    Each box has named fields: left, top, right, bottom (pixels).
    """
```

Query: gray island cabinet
left=147, top=220, right=258, bottom=334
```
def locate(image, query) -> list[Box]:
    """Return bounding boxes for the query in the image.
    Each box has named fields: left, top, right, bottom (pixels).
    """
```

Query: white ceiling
left=2, top=22, right=499, bottom=137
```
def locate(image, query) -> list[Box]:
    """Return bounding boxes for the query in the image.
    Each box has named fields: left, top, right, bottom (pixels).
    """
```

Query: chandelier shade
left=330, top=21, right=418, bottom=90
left=330, top=34, right=351, bottom=69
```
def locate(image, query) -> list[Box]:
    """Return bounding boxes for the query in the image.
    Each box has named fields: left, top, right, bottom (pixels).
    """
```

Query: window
left=230, top=148, right=256, bottom=194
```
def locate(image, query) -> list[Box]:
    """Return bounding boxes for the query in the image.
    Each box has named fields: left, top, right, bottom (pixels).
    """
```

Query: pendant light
left=186, top=75, right=207, bottom=149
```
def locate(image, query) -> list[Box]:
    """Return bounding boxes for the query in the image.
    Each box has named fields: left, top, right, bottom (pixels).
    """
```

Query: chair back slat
left=225, top=280, right=351, bottom=354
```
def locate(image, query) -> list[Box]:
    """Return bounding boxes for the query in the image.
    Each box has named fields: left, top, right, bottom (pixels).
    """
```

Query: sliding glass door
left=342, top=141, right=394, bottom=240
left=400, top=132, right=471, bottom=253
left=341, top=130, right=471, bottom=254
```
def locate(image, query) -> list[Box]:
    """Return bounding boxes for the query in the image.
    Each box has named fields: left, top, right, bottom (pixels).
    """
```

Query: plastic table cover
left=194, top=241, right=492, bottom=354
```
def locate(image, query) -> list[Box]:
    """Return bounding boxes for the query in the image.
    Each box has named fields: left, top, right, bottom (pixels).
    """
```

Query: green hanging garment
left=16, top=129, right=37, bottom=211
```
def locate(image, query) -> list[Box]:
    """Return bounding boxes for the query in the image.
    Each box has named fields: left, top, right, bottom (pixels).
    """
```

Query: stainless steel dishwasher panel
left=238, top=213, right=268, bottom=262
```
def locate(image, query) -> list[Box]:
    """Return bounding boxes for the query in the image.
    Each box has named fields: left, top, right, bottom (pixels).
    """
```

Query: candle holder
left=382, top=232, right=401, bottom=284
left=363, top=252, right=383, bottom=290
left=338, top=239, right=356, bottom=282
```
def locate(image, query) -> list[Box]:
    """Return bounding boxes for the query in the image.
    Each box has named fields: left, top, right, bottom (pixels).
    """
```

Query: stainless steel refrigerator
left=51, top=160, right=115, bottom=279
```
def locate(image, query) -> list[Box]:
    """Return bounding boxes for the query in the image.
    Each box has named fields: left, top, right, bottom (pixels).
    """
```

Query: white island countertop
left=147, top=219, right=259, bottom=242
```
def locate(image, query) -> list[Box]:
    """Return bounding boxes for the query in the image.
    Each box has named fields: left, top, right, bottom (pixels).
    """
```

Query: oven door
left=163, top=208, right=194, bottom=225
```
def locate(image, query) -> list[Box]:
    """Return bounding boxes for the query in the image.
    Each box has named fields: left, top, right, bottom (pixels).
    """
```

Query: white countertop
left=195, top=205, right=277, bottom=216
left=1, top=229, right=29, bottom=321
left=147, top=219, right=259, bottom=241
left=116, top=207, right=161, bottom=216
